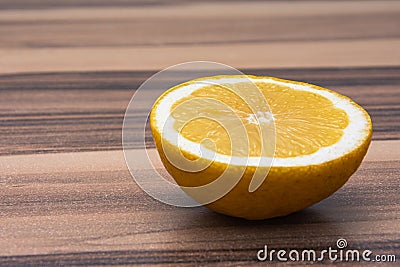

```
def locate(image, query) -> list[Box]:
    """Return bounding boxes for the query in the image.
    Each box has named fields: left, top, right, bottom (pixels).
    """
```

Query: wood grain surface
left=0, top=0, right=399, bottom=266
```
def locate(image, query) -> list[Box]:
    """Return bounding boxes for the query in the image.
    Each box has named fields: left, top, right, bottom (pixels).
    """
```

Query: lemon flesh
left=150, top=75, right=372, bottom=220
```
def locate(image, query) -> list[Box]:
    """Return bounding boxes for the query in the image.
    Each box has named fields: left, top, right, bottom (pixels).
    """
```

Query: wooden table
left=1, top=1, right=399, bottom=265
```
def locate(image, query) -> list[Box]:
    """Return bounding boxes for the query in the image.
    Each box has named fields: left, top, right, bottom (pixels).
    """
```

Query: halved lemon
left=150, top=75, right=372, bottom=220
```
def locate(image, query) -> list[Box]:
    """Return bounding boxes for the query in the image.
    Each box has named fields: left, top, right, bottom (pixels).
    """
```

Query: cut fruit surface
left=150, top=75, right=372, bottom=219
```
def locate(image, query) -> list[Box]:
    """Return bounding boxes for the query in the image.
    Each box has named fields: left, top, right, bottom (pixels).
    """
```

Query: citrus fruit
left=150, top=75, right=372, bottom=220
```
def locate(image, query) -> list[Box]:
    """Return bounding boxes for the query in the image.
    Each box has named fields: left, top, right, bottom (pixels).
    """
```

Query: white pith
left=153, top=77, right=370, bottom=167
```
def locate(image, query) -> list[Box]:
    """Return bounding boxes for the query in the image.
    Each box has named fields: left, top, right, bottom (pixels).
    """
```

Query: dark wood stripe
left=0, top=67, right=399, bottom=156
left=2, top=66, right=400, bottom=89
left=2, top=161, right=400, bottom=216
left=2, top=243, right=397, bottom=266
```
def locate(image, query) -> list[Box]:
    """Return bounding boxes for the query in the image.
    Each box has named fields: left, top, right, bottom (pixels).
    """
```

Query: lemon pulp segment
left=171, top=82, right=349, bottom=158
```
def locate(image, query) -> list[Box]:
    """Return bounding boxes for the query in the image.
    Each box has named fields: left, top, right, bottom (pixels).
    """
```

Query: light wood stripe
left=0, top=140, right=398, bottom=176
left=1, top=1, right=399, bottom=19
left=1, top=39, right=400, bottom=74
